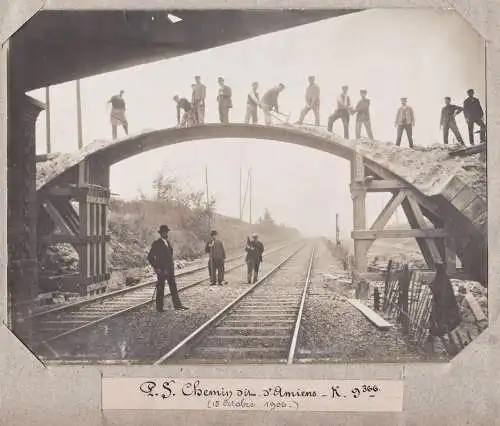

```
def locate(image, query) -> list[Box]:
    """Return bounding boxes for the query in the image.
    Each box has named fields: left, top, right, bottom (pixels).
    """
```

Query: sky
left=29, top=8, right=485, bottom=239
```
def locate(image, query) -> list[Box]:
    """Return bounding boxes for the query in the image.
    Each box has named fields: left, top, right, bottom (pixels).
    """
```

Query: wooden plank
left=461, top=196, right=486, bottom=221
left=464, top=293, right=487, bottom=322
left=401, top=198, right=434, bottom=268
left=352, top=229, right=446, bottom=239
left=406, top=195, right=444, bottom=265
left=351, top=180, right=410, bottom=192
left=441, top=176, right=466, bottom=201
left=346, top=299, right=393, bottom=330
left=370, top=191, right=406, bottom=231
left=42, top=200, right=75, bottom=236
left=365, top=180, right=410, bottom=192
left=451, top=187, right=478, bottom=211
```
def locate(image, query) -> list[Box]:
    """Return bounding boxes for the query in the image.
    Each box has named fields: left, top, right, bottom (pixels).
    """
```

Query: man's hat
left=159, top=225, right=170, bottom=233
left=401, top=97, right=408, bottom=101
left=360, top=89, right=367, bottom=93
left=252, top=232, right=258, bottom=237
left=210, top=230, right=218, bottom=236
left=195, top=75, right=201, bottom=79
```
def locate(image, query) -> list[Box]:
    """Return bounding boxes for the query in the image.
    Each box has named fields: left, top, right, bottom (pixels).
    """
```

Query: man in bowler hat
left=148, top=225, right=188, bottom=312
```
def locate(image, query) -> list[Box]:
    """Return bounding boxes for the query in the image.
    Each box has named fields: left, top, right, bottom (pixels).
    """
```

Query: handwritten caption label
left=102, top=378, right=403, bottom=412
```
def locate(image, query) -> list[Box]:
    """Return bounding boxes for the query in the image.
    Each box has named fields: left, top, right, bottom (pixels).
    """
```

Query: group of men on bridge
left=109, top=80, right=486, bottom=146
left=147, top=225, right=264, bottom=312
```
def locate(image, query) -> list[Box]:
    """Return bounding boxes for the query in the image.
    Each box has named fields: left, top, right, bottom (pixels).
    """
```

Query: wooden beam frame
left=405, top=194, right=444, bottom=266
left=351, top=179, right=410, bottom=192
left=352, top=228, right=447, bottom=239
left=42, top=200, right=75, bottom=236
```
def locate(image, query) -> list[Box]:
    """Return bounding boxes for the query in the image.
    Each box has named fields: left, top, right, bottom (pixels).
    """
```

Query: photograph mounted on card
left=6, top=8, right=487, bottom=366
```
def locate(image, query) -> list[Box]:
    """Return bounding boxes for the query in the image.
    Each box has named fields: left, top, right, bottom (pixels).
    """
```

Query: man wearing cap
left=205, top=230, right=227, bottom=286
left=463, top=89, right=486, bottom=144
left=107, top=90, right=128, bottom=140
left=245, top=82, right=260, bottom=124
left=217, top=77, right=233, bottom=124
left=395, top=97, right=415, bottom=148
left=352, top=89, right=374, bottom=140
left=245, top=233, right=264, bottom=284
left=296, top=76, right=320, bottom=126
left=192, top=76, right=206, bottom=124
left=440, top=96, right=464, bottom=145
left=261, top=83, right=286, bottom=126
left=147, top=225, right=188, bottom=311
left=328, top=85, right=351, bottom=138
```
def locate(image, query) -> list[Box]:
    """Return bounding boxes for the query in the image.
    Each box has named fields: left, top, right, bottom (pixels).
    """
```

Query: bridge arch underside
left=37, top=124, right=487, bottom=296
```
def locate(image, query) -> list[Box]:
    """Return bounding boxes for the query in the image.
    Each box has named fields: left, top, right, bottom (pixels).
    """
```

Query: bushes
left=39, top=172, right=301, bottom=276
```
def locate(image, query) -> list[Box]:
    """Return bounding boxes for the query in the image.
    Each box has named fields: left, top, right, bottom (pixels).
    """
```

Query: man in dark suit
left=463, top=89, right=486, bottom=145
left=205, top=230, right=227, bottom=286
left=147, top=225, right=188, bottom=312
left=245, top=233, right=264, bottom=284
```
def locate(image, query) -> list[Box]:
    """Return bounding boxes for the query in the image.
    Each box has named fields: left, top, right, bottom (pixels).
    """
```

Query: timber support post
left=350, top=152, right=368, bottom=285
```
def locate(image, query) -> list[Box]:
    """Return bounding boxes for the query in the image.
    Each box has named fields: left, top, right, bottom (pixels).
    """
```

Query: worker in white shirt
left=245, top=82, right=260, bottom=124
left=192, top=76, right=206, bottom=124
left=328, top=85, right=351, bottom=138
left=395, top=97, right=415, bottom=147
left=296, top=76, right=320, bottom=126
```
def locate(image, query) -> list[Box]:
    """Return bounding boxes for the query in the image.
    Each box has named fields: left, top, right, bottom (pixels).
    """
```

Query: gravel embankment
left=45, top=243, right=304, bottom=363
left=297, top=242, right=436, bottom=363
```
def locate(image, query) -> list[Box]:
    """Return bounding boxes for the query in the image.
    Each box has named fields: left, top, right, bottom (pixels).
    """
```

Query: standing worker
left=245, top=233, right=264, bottom=284
left=328, top=85, right=351, bottom=139
left=205, top=230, right=227, bottom=286
left=245, top=82, right=260, bottom=124
left=107, top=90, right=128, bottom=140
left=463, top=89, right=486, bottom=145
left=261, top=83, right=286, bottom=126
left=395, top=97, right=415, bottom=148
left=440, top=97, right=465, bottom=145
left=173, top=95, right=194, bottom=128
left=192, top=76, right=206, bottom=124
left=217, top=77, right=233, bottom=124
left=296, top=76, right=320, bottom=126
left=147, top=225, right=188, bottom=312
left=352, top=89, right=374, bottom=140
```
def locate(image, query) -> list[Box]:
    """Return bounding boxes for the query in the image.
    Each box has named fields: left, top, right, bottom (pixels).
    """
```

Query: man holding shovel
left=261, top=83, right=286, bottom=126
left=205, top=230, right=227, bottom=286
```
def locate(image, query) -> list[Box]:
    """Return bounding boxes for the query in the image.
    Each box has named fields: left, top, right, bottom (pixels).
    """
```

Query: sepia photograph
left=7, top=8, right=487, bottom=366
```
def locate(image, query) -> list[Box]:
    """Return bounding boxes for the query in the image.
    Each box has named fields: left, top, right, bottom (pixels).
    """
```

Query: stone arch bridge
left=35, top=123, right=487, bottom=296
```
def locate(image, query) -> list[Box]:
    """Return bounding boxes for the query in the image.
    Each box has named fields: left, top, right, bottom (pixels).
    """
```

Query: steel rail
left=28, top=240, right=293, bottom=320
left=287, top=245, right=316, bottom=364
left=33, top=241, right=298, bottom=350
left=153, top=243, right=307, bottom=365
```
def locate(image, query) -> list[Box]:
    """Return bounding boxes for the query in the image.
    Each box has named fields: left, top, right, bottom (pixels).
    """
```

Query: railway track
left=27, top=241, right=295, bottom=354
left=154, top=242, right=316, bottom=365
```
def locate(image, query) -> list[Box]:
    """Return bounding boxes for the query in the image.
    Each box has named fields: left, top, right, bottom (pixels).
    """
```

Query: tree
left=261, top=209, right=275, bottom=226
